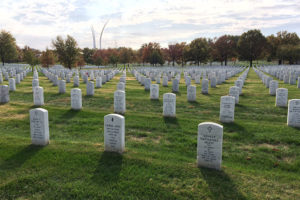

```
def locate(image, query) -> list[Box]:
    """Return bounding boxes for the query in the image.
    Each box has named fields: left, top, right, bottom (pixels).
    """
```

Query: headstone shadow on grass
left=92, top=152, right=123, bottom=185
left=200, top=168, right=247, bottom=200
left=60, top=109, right=81, bottom=120
left=163, top=117, right=180, bottom=128
left=0, top=144, right=43, bottom=171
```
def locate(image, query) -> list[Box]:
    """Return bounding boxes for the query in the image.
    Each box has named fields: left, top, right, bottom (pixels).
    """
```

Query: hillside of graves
left=0, top=64, right=300, bottom=199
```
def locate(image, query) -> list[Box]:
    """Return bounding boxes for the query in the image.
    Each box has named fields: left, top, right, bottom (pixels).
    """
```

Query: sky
left=0, top=0, right=300, bottom=50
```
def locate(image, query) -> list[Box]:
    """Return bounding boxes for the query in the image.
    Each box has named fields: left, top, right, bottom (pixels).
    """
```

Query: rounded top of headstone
left=114, top=90, right=125, bottom=94
left=198, top=122, right=223, bottom=129
left=163, top=93, right=176, bottom=98
left=289, top=99, right=300, bottom=103
left=276, top=88, right=288, bottom=91
left=221, top=96, right=235, bottom=101
left=71, top=88, right=81, bottom=92
left=104, top=113, right=124, bottom=120
left=30, top=108, right=48, bottom=113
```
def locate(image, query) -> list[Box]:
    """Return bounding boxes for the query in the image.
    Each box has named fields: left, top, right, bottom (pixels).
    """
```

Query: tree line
left=0, top=29, right=299, bottom=68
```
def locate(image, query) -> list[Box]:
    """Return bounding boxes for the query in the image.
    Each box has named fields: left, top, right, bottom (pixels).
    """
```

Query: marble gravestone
left=0, top=73, right=3, bottom=83
left=16, top=74, right=20, bottom=84
left=269, top=80, right=278, bottom=96
left=235, top=80, right=243, bottom=95
left=74, top=76, right=80, bottom=87
left=210, top=77, right=217, bottom=88
left=229, top=86, right=239, bottom=104
left=104, top=114, right=125, bottom=153
left=298, top=77, right=300, bottom=89
left=276, top=88, right=288, bottom=107
left=156, top=76, right=161, bottom=84
left=9, top=78, right=16, bottom=91
left=287, top=99, right=300, bottom=127
left=53, top=75, right=58, bottom=86
left=144, top=78, right=151, bottom=91
left=117, top=82, right=125, bottom=91
left=163, top=93, right=176, bottom=117
left=150, top=84, right=159, bottom=100
left=219, top=96, right=235, bottom=123
left=33, top=86, right=44, bottom=106
left=172, top=79, right=179, bottom=93
left=185, top=76, right=191, bottom=87
left=71, top=88, right=82, bottom=110
left=162, top=76, right=168, bottom=87
left=59, top=80, right=66, bottom=94
left=114, top=90, right=126, bottom=114
left=30, top=108, right=50, bottom=146
left=201, top=79, right=209, bottom=94
left=197, top=122, right=223, bottom=170
left=86, top=81, right=94, bottom=96
left=0, top=85, right=9, bottom=103
left=32, top=79, right=39, bottom=91
left=187, top=85, right=196, bottom=102
left=96, top=77, right=102, bottom=88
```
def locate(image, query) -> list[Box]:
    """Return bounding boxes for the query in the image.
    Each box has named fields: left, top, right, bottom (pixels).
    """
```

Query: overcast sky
left=1, top=0, right=300, bottom=50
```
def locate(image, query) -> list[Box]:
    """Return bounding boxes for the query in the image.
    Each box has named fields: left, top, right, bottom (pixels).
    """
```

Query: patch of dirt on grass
left=0, top=104, right=27, bottom=120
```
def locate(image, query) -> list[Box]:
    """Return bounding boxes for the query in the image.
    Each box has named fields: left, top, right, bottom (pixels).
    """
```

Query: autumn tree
left=0, top=30, right=18, bottom=65
left=237, top=29, right=266, bottom=67
left=214, top=35, right=238, bottom=66
left=52, top=35, right=80, bottom=69
left=189, top=38, right=210, bottom=65
left=40, top=48, right=55, bottom=68
left=77, top=55, right=86, bottom=69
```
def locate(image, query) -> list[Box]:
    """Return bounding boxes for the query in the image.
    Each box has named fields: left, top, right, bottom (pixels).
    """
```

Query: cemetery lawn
left=1, top=68, right=300, bottom=200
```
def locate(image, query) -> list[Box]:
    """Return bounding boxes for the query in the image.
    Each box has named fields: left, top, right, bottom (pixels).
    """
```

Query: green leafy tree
left=189, top=38, right=210, bottom=65
left=52, top=35, right=80, bottom=69
left=23, top=46, right=40, bottom=71
left=82, top=48, right=95, bottom=64
left=237, top=29, right=266, bottom=67
left=0, top=30, right=18, bottom=65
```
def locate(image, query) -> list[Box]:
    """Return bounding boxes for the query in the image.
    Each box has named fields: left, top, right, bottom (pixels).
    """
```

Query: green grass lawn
left=0, top=67, right=300, bottom=199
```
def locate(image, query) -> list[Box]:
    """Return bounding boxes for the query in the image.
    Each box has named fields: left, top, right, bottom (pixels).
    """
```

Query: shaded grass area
left=0, top=68, right=300, bottom=199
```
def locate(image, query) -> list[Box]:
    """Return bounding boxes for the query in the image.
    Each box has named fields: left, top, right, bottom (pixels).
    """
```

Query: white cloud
left=0, top=0, right=299, bottom=50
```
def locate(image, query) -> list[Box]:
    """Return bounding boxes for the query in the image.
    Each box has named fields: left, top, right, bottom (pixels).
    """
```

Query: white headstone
left=201, top=79, right=209, bottom=94
left=162, top=76, right=168, bottom=87
left=9, top=78, right=16, bottom=91
left=219, top=96, right=235, bottom=123
left=104, top=114, right=125, bottom=153
left=163, top=93, right=176, bottom=117
left=30, top=108, right=49, bottom=146
left=197, top=122, right=223, bottom=170
left=33, top=86, right=44, bottom=106
left=172, top=79, right=179, bottom=93
left=0, top=85, right=9, bottom=103
left=287, top=99, right=300, bottom=127
left=59, top=80, right=66, bottom=94
left=269, top=80, right=278, bottom=96
left=96, top=77, right=102, bottom=88
left=150, top=84, right=159, bottom=100
left=114, top=90, right=126, bottom=114
left=71, top=88, right=82, bottom=110
left=74, top=76, right=80, bottom=87
left=144, top=78, right=151, bottom=91
left=117, top=82, right=125, bottom=91
left=229, top=86, right=239, bottom=104
left=187, top=85, right=196, bottom=102
left=86, top=81, right=94, bottom=96
left=276, top=88, right=288, bottom=107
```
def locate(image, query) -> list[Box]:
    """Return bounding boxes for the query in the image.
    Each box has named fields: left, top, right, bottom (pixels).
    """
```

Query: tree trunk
left=172, top=60, right=175, bottom=66
left=2, top=58, right=4, bottom=66
left=250, top=59, right=253, bottom=67
left=225, top=59, right=227, bottom=66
